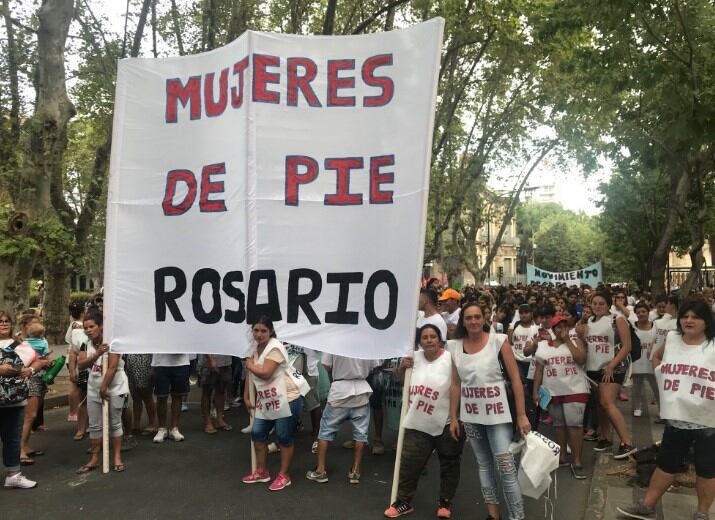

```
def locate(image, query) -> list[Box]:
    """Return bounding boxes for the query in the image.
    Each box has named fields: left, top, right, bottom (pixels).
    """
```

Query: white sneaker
left=267, top=442, right=281, bottom=453
left=4, top=473, right=37, bottom=489
left=311, top=441, right=319, bottom=454
left=210, top=408, right=217, bottom=419
left=633, top=409, right=643, bottom=417
left=168, top=428, right=185, bottom=442
left=223, top=403, right=230, bottom=411
left=241, top=424, right=252, bottom=434
left=153, top=428, right=168, bottom=443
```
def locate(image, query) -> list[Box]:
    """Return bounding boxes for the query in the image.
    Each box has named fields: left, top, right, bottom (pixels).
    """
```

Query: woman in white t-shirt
left=618, top=299, right=715, bottom=520
left=447, top=302, right=529, bottom=520
left=532, top=315, right=588, bottom=479
left=384, top=324, right=463, bottom=519
left=76, top=312, right=129, bottom=474
left=242, top=316, right=303, bottom=492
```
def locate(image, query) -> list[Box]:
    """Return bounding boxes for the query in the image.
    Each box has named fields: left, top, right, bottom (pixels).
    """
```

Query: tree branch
left=351, top=0, right=410, bottom=34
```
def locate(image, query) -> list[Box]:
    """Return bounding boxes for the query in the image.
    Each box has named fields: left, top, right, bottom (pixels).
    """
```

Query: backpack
left=612, top=315, right=642, bottom=362
left=0, top=342, right=30, bottom=405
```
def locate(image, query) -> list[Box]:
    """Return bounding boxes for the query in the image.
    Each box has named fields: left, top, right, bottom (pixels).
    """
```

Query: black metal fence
left=666, top=267, right=715, bottom=293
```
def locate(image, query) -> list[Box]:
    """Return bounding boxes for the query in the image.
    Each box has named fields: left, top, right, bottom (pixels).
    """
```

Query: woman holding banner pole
left=76, top=312, right=129, bottom=474
left=384, top=324, right=463, bottom=519
left=447, top=302, right=529, bottom=520
left=242, top=316, right=304, bottom=491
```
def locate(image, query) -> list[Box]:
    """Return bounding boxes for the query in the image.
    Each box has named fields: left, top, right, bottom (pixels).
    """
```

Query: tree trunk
left=43, top=261, right=70, bottom=343
left=649, top=170, right=691, bottom=298
left=481, top=142, right=556, bottom=281
left=170, top=0, right=185, bottom=55
left=0, top=0, right=75, bottom=321
left=131, top=0, right=153, bottom=58
left=322, top=0, right=337, bottom=35
left=227, top=0, right=249, bottom=42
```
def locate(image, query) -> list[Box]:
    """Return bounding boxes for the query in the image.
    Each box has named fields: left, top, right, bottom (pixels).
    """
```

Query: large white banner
left=104, top=20, right=444, bottom=359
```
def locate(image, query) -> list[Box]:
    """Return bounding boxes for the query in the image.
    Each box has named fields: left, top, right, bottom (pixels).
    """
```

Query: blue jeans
left=251, top=398, right=303, bottom=446
left=0, top=406, right=25, bottom=472
left=465, top=422, right=524, bottom=520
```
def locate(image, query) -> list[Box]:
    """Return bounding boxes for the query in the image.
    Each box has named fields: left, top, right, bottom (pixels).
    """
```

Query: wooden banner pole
left=101, top=352, right=109, bottom=474
left=389, top=367, right=412, bottom=504
left=248, top=373, right=257, bottom=472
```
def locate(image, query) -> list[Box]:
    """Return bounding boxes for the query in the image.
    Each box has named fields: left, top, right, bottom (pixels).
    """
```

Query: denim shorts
left=153, top=365, right=190, bottom=397
left=251, top=398, right=303, bottom=447
left=318, top=403, right=370, bottom=443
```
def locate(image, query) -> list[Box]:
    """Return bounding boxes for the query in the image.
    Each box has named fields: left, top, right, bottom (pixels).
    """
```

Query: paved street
left=4, top=387, right=593, bottom=520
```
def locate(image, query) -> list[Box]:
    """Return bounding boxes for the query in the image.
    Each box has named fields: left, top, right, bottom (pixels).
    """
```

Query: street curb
left=584, top=452, right=612, bottom=520
left=45, top=393, right=68, bottom=408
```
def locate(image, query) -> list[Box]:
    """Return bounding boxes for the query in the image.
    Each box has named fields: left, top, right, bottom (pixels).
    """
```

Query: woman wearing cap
left=448, top=302, right=530, bottom=520
left=575, top=291, right=635, bottom=459
left=533, top=315, right=589, bottom=479
left=618, top=299, right=715, bottom=520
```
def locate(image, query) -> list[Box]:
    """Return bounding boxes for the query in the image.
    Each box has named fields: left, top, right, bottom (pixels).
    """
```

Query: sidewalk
left=584, top=386, right=713, bottom=520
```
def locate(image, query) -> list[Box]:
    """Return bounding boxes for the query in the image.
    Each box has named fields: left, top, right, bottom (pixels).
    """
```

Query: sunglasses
left=0, top=320, right=11, bottom=324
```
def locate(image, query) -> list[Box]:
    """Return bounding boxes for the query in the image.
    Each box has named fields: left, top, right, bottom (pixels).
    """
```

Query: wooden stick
left=389, top=367, right=412, bottom=504
left=101, top=353, right=109, bottom=474
left=248, top=372, right=257, bottom=472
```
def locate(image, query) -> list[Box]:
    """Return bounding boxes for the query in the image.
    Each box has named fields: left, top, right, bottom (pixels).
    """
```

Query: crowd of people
left=1, top=280, right=714, bottom=520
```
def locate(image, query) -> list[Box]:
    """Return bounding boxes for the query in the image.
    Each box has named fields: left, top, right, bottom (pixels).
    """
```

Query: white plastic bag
left=518, top=431, right=560, bottom=498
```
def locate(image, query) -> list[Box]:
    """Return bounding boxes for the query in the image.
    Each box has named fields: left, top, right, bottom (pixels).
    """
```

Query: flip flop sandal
left=20, top=458, right=34, bottom=466
left=204, top=427, right=217, bottom=435
left=27, top=450, right=45, bottom=456
left=217, top=424, right=233, bottom=432
left=76, top=464, right=98, bottom=475
left=112, top=464, right=125, bottom=473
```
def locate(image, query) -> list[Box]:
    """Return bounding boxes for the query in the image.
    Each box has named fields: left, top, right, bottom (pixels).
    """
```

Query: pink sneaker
left=268, top=473, right=291, bottom=491
left=242, top=470, right=271, bottom=484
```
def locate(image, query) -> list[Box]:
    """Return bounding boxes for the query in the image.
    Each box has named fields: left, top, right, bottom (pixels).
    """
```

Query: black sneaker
left=613, top=443, right=637, bottom=460
left=593, top=439, right=613, bottom=452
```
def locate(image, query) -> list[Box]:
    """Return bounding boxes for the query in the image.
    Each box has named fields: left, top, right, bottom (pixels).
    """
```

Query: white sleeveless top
left=511, top=323, right=538, bottom=363
left=585, top=314, right=617, bottom=371
left=402, top=350, right=453, bottom=436
left=656, top=332, right=715, bottom=428
left=253, top=339, right=291, bottom=420
left=632, top=323, right=656, bottom=375
left=534, top=342, right=588, bottom=396
left=87, top=352, right=129, bottom=402
left=447, top=333, right=511, bottom=425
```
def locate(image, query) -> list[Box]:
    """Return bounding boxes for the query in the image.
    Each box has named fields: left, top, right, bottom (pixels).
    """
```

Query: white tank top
left=632, top=323, right=656, bottom=374
left=402, top=350, right=452, bottom=436
left=534, top=342, right=588, bottom=396
left=585, top=314, right=616, bottom=371
left=511, top=323, right=538, bottom=363
left=253, top=339, right=291, bottom=420
left=656, top=332, right=715, bottom=428
left=447, top=334, right=511, bottom=425
left=87, top=353, right=129, bottom=402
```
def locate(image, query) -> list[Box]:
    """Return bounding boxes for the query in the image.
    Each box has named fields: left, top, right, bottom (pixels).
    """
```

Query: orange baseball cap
left=438, top=288, right=461, bottom=301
